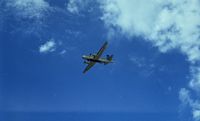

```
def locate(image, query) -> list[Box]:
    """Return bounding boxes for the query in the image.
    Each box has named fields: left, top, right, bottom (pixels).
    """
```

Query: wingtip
left=83, top=70, right=87, bottom=74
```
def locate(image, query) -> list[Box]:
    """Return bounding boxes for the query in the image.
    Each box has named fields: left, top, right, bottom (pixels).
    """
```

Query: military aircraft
left=82, top=41, right=113, bottom=73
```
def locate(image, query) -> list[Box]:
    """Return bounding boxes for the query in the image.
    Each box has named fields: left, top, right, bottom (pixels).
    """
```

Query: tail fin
left=106, top=55, right=113, bottom=61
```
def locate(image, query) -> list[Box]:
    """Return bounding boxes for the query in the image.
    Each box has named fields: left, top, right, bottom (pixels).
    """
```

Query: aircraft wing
left=95, top=41, right=108, bottom=59
left=83, top=61, right=96, bottom=73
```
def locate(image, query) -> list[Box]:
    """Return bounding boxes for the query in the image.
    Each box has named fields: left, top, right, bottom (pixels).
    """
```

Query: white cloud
left=6, top=0, right=50, bottom=19
left=179, top=88, right=192, bottom=105
left=100, top=0, right=200, bottom=120
left=179, top=88, right=200, bottom=121
left=101, top=0, right=200, bottom=62
left=190, top=67, right=200, bottom=92
left=193, top=110, right=200, bottom=121
left=101, top=0, right=164, bottom=37
left=39, top=40, right=56, bottom=53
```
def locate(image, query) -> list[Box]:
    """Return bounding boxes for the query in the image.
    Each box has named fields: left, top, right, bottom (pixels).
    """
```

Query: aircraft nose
left=82, top=55, right=86, bottom=59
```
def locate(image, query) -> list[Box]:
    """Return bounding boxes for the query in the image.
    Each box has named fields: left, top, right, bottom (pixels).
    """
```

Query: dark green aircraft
left=82, top=41, right=113, bottom=73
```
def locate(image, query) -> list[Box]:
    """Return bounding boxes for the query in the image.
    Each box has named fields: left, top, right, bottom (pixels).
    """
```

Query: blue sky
left=1, top=0, right=200, bottom=121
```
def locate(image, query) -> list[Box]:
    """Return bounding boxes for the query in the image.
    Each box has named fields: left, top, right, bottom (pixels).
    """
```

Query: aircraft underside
left=85, top=58, right=107, bottom=64
left=82, top=41, right=113, bottom=73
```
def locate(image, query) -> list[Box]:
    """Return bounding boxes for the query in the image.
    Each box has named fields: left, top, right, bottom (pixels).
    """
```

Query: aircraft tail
left=106, top=55, right=113, bottom=61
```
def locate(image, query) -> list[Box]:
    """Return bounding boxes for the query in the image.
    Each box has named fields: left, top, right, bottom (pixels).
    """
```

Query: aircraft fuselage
left=82, top=55, right=111, bottom=64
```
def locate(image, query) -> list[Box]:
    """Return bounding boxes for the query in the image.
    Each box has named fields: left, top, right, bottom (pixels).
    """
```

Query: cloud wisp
left=39, top=40, right=56, bottom=53
left=179, top=88, right=200, bottom=121
left=6, top=0, right=50, bottom=19
left=100, top=0, right=200, bottom=120
left=66, top=0, right=88, bottom=14
left=67, top=0, right=80, bottom=14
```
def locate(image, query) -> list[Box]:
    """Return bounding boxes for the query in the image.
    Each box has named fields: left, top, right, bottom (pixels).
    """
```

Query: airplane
left=82, top=41, right=113, bottom=73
